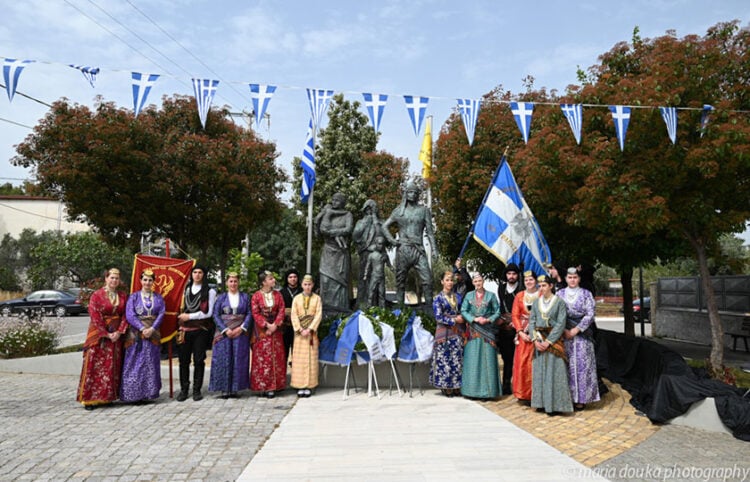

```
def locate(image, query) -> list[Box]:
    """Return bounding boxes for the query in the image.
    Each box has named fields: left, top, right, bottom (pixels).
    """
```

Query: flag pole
left=305, top=123, right=318, bottom=275
left=457, top=146, right=509, bottom=259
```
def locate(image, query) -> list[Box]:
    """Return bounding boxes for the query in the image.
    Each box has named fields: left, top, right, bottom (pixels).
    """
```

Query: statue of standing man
left=383, top=181, right=437, bottom=308
left=315, top=192, right=353, bottom=312
left=352, top=199, right=389, bottom=308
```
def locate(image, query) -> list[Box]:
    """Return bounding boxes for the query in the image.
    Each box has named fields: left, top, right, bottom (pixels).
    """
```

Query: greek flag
left=403, top=95, right=430, bottom=136
left=560, top=104, right=583, bottom=145
left=192, top=78, right=219, bottom=129
left=472, top=156, right=551, bottom=277
left=69, top=64, right=99, bottom=88
left=318, top=318, right=342, bottom=365
left=700, top=104, right=714, bottom=138
left=457, top=98, right=482, bottom=146
left=306, top=88, right=334, bottom=131
left=362, top=92, right=388, bottom=132
left=3, top=58, right=34, bottom=102
left=300, top=119, right=316, bottom=204
left=131, top=72, right=159, bottom=117
left=248, top=83, right=276, bottom=131
left=659, top=107, right=678, bottom=144
left=510, top=102, right=534, bottom=144
left=609, top=105, right=631, bottom=151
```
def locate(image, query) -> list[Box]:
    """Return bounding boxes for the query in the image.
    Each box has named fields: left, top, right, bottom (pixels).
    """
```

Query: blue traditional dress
left=557, top=286, right=600, bottom=405
left=460, top=290, right=501, bottom=398
left=528, top=294, right=573, bottom=413
left=209, top=291, right=252, bottom=395
left=121, top=291, right=165, bottom=402
left=430, top=290, right=465, bottom=390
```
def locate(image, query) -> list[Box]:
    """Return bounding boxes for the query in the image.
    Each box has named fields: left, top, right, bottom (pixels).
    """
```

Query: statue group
left=316, top=182, right=436, bottom=313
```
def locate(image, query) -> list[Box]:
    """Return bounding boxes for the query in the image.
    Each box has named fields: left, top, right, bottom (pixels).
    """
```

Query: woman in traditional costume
left=511, top=270, right=538, bottom=402
left=121, top=269, right=165, bottom=403
left=558, top=267, right=600, bottom=410
left=529, top=275, right=573, bottom=415
left=209, top=272, right=252, bottom=398
left=76, top=268, right=128, bottom=410
left=250, top=271, right=287, bottom=398
left=430, top=270, right=466, bottom=397
left=460, top=272, right=501, bottom=399
left=290, top=274, right=323, bottom=397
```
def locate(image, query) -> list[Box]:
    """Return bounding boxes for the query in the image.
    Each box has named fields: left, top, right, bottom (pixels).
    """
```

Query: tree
left=246, top=205, right=307, bottom=275
left=0, top=183, right=24, bottom=195
left=0, top=234, right=21, bottom=290
left=12, top=96, right=287, bottom=274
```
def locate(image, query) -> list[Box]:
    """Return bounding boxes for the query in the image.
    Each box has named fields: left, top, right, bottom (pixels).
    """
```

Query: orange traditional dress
left=511, top=290, right=538, bottom=401
left=76, top=287, right=128, bottom=407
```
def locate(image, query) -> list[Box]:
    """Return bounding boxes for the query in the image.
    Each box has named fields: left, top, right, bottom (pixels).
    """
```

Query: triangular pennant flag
left=700, top=104, right=714, bottom=138
left=248, top=83, right=276, bottom=131
left=608, top=105, right=631, bottom=151
left=131, top=72, right=160, bottom=117
left=69, top=64, right=100, bottom=88
left=659, top=107, right=678, bottom=144
left=560, top=103, right=583, bottom=145
left=510, top=101, right=534, bottom=144
left=3, top=58, right=34, bottom=102
left=192, top=78, right=219, bottom=129
left=403, top=95, right=430, bottom=136
left=456, top=98, right=482, bottom=146
left=306, top=88, right=334, bottom=130
left=300, top=119, right=316, bottom=204
left=362, top=92, right=388, bottom=132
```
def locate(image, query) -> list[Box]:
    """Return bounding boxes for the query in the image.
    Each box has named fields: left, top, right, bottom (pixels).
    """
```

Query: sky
left=1, top=0, right=748, bottom=241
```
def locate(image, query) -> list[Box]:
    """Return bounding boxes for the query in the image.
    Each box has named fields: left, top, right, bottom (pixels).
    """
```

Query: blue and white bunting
left=131, top=72, right=159, bottom=117
left=456, top=98, right=482, bottom=146
left=472, top=156, right=551, bottom=277
left=609, top=105, right=631, bottom=151
left=560, top=104, right=583, bottom=145
left=510, top=102, right=534, bottom=144
left=403, top=95, right=430, bottom=136
left=300, top=119, right=316, bottom=204
left=362, top=93, right=388, bottom=132
left=69, top=64, right=99, bottom=88
left=306, top=88, right=334, bottom=131
left=3, top=58, right=34, bottom=102
left=248, top=83, right=276, bottom=131
left=659, top=107, right=678, bottom=144
left=192, top=78, right=219, bottom=129
left=700, top=104, right=714, bottom=138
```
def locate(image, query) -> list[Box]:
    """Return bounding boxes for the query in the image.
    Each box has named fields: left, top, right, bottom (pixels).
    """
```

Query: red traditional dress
left=511, top=290, right=538, bottom=401
left=76, top=287, right=128, bottom=407
left=250, top=290, right=287, bottom=392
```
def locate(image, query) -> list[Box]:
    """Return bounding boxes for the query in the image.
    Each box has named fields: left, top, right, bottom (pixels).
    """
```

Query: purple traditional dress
left=429, top=291, right=465, bottom=390
left=557, top=286, right=600, bottom=405
left=209, top=291, right=252, bottom=395
left=121, top=291, right=165, bottom=402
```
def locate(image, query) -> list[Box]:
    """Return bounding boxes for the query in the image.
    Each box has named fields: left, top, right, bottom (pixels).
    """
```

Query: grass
left=685, top=358, right=750, bottom=389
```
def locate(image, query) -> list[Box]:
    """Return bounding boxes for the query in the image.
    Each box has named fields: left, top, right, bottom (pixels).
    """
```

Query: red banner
left=131, top=254, right=195, bottom=342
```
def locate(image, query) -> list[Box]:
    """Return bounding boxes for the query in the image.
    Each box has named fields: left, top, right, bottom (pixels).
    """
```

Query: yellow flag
left=419, top=116, right=433, bottom=179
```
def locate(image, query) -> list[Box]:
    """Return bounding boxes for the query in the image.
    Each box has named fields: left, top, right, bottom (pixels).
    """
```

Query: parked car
left=632, top=297, right=651, bottom=322
left=0, top=290, right=86, bottom=317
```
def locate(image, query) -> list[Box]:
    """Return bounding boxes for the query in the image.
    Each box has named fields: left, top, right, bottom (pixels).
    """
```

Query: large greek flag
left=472, top=156, right=551, bottom=276
left=192, top=78, right=219, bottom=129
left=300, top=119, right=316, bottom=204
left=131, top=72, right=159, bottom=117
left=3, top=58, right=34, bottom=102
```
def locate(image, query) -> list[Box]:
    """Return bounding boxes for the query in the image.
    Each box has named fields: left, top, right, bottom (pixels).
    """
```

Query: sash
left=468, top=321, right=497, bottom=347
left=251, top=308, right=277, bottom=345
left=214, top=314, right=245, bottom=344
left=565, top=315, right=593, bottom=339
left=534, top=326, right=568, bottom=363
left=83, top=315, right=122, bottom=349
left=124, top=315, right=161, bottom=348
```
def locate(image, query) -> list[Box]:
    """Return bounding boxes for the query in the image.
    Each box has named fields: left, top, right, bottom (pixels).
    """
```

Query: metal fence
left=657, top=275, right=750, bottom=314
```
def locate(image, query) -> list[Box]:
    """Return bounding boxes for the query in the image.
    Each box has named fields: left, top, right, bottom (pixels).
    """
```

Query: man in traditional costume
left=529, top=275, right=573, bottom=415
left=280, top=269, right=302, bottom=364
left=176, top=264, right=216, bottom=402
left=559, top=267, right=600, bottom=410
left=290, top=274, right=323, bottom=397
left=250, top=270, right=287, bottom=398
left=121, top=268, right=166, bottom=403
left=76, top=268, right=128, bottom=410
left=209, top=272, right=252, bottom=398
left=497, top=263, right=522, bottom=395
left=460, top=273, right=502, bottom=399
left=511, top=270, right=538, bottom=402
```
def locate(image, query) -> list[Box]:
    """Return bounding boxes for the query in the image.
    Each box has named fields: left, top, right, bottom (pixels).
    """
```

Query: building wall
left=0, top=196, right=90, bottom=238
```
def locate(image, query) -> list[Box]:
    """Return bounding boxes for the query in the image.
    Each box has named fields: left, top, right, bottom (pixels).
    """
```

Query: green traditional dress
left=528, top=294, right=573, bottom=414
left=460, top=289, right=502, bottom=399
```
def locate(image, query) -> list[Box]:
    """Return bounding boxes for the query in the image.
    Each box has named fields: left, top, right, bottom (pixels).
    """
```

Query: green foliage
left=0, top=234, right=21, bottom=290
left=226, top=248, right=266, bottom=293
left=0, top=182, right=24, bottom=195
left=246, top=206, right=306, bottom=275
left=0, top=316, right=61, bottom=358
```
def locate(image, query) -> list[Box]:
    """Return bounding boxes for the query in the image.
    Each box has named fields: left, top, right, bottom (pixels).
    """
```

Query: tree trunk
left=620, top=266, right=635, bottom=337
left=687, top=233, right=724, bottom=369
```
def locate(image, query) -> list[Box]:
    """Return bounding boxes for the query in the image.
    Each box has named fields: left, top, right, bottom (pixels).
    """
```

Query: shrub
left=0, top=315, right=62, bottom=358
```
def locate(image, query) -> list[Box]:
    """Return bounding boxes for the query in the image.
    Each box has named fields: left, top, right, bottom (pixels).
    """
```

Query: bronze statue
left=316, top=192, right=353, bottom=312
left=352, top=199, right=390, bottom=307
